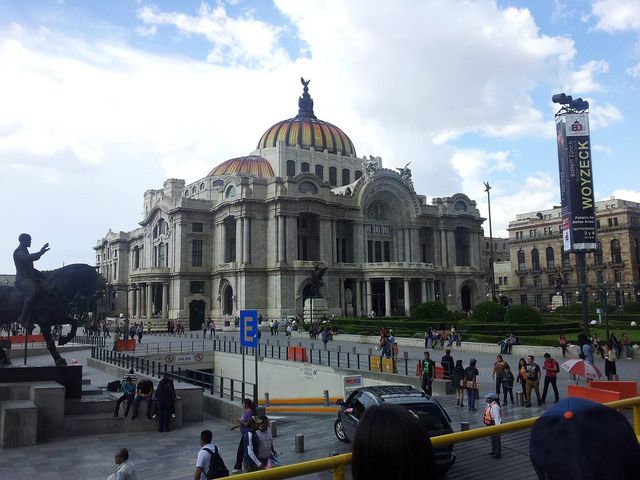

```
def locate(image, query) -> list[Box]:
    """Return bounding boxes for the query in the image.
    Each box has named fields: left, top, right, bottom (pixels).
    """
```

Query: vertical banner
left=556, top=113, right=597, bottom=251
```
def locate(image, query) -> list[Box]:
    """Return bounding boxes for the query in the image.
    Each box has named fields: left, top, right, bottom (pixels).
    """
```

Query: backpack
left=202, top=446, right=229, bottom=479
left=107, top=380, right=122, bottom=392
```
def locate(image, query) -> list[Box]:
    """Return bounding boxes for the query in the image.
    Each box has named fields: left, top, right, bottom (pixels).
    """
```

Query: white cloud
left=137, top=3, right=289, bottom=68
left=563, top=59, right=609, bottom=93
left=592, top=0, right=640, bottom=32
left=627, top=61, right=640, bottom=78
left=592, top=144, right=613, bottom=155
left=608, top=189, right=640, bottom=203
left=587, top=100, right=623, bottom=128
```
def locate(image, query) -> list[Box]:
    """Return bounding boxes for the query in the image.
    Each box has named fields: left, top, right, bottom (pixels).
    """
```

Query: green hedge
left=623, top=302, right=640, bottom=313
left=460, top=321, right=579, bottom=334
left=504, top=305, right=542, bottom=324
left=472, top=301, right=505, bottom=323
left=410, top=301, right=448, bottom=320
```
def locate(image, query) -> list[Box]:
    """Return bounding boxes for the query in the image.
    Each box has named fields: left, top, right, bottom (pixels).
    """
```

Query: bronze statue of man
left=13, top=233, right=49, bottom=330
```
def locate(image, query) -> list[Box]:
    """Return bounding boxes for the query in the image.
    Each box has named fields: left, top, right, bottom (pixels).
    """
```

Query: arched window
left=286, top=160, right=296, bottom=177
left=299, top=181, right=318, bottom=194
left=225, top=185, right=236, bottom=198
left=191, top=186, right=197, bottom=194
left=611, top=239, right=622, bottom=263
left=355, top=170, right=363, bottom=180
left=329, top=167, right=337, bottom=186
left=314, top=164, right=324, bottom=180
left=517, top=250, right=525, bottom=271
left=531, top=248, right=540, bottom=270
left=545, top=246, right=555, bottom=269
left=301, top=162, right=310, bottom=173
left=200, top=183, right=205, bottom=191
left=341, top=168, right=350, bottom=186
left=212, top=179, right=224, bottom=188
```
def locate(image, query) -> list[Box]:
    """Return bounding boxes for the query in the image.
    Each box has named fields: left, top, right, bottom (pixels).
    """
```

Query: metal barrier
left=90, top=347, right=256, bottom=403
left=228, top=397, right=640, bottom=480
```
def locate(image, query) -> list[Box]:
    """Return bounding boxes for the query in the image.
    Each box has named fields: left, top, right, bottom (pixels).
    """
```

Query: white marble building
left=95, top=81, right=486, bottom=328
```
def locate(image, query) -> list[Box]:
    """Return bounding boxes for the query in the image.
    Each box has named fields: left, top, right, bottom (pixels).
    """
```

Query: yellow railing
left=231, top=397, right=640, bottom=480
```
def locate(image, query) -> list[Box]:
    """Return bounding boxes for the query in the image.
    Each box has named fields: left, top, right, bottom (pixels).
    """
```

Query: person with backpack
left=541, top=352, right=560, bottom=404
left=242, top=417, right=263, bottom=472
left=464, top=359, right=479, bottom=411
left=195, top=429, right=228, bottom=480
left=502, top=366, right=515, bottom=405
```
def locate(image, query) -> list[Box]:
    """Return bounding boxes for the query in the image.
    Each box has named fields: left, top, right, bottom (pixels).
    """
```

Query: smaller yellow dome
left=208, top=155, right=274, bottom=178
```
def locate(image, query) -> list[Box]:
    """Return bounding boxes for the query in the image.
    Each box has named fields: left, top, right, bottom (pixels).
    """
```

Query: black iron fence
left=91, top=347, right=257, bottom=403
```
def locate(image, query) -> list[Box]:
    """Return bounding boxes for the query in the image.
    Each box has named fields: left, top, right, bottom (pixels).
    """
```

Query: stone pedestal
left=0, top=365, right=82, bottom=398
left=551, top=294, right=564, bottom=311
left=304, top=298, right=328, bottom=324
left=345, top=305, right=354, bottom=317
left=0, top=400, right=37, bottom=447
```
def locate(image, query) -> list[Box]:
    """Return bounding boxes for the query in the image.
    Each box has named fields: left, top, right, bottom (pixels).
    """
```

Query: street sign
left=240, top=309, right=258, bottom=348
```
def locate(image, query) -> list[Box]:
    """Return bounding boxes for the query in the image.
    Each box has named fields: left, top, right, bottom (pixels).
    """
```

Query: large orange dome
left=257, top=79, right=356, bottom=157
left=208, top=155, right=274, bottom=178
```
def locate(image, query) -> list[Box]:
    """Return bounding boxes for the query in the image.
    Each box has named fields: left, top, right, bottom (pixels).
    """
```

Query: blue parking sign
left=240, top=310, right=258, bottom=348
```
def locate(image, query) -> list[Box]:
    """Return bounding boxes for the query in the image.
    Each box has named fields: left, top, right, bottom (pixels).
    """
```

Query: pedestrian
left=321, top=328, right=330, bottom=349
left=351, top=404, right=437, bottom=480
left=242, top=417, right=263, bottom=472
left=609, top=332, right=620, bottom=358
left=483, top=393, right=502, bottom=458
left=582, top=339, right=594, bottom=364
left=620, top=333, right=633, bottom=360
left=604, top=343, right=618, bottom=380
left=558, top=334, right=567, bottom=357
left=378, top=334, right=390, bottom=359
left=517, top=357, right=528, bottom=405
left=541, top=352, right=560, bottom=404
left=136, top=323, right=143, bottom=344
left=388, top=330, right=397, bottom=358
left=524, top=355, right=541, bottom=407
left=255, top=416, right=277, bottom=468
left=492, top=354, right=509, bottom=397
left=502, top=366, right=515, bottom=405
left=154, top=373, right=176, bottom=432
left=107, top=448, right=137, bottom=480
left=464, top=359, right=479, bottom=411
left=420, top=351, right=436, bottom=397
left=440, top=349, right=454, bottom=380
left=194, top=429, right=228, bottom=480
left=130, top=378, right=154, bottom=421
left=209, top=321, right=216, bottom=339
left=451, top=359, right=465, bottom=408
left=232, top=398, right=256, bottom=473
left=201, top=321, right=208, bottom=338
left=113, top=376, right=136, bottom=418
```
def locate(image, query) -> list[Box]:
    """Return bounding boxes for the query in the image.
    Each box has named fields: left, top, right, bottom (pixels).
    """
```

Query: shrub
left=472, top=301, right=505, bottom=323
left=623, top=302, right=640, bottom=314
left=410, top=301, right=448, bottom=320
left=504, top=305, right=542, bottom=324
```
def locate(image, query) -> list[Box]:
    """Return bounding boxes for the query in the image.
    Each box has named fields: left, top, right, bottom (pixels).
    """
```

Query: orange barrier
left=287, top=346, right=308, bottom=362
left=258, top=397, right=342, bottom=406
left=115, top=339, right=136, bottom=351
left=589, top=381, right=639, bottom=400
left=370, top=356, right=381, bottom=371
left=381, top=357, right=397, bottom=373
left=568, top=384, right=621, bottom=403
left=5, top=334, right=45, bottom=343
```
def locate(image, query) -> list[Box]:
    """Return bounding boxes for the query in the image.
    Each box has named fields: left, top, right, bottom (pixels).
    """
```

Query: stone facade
left=502, top=198, right=640, bottom=308
left=94, top=83, right=486, bottom=328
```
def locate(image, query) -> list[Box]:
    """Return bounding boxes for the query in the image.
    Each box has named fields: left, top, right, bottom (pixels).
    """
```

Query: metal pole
left=484, top=181, right=497, bottom=302
left=23, top=326, right=28, bottom=365
left=254, top=334, right=259, bottom=405
left=576, top=251, right=589, bottom=336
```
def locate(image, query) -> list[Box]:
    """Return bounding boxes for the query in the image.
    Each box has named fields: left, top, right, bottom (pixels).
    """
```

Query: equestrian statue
left=0, top=233, right=99, bottom=366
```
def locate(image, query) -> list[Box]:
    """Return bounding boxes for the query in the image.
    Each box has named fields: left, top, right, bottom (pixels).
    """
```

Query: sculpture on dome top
left=297, top=77, right=316, bottom=119
left=397, top=162, right=412, bottom=182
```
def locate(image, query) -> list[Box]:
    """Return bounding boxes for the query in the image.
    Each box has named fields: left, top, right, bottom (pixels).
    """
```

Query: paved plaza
left=1, top=331, right=638, bottom=479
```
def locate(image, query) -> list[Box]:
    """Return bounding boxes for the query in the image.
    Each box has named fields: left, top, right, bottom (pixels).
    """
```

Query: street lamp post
left=484, top=182, right=497, bottom=302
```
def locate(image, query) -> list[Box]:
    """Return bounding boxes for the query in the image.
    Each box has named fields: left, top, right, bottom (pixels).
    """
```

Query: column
left=384, top=278, right=392, bottom=317
left=404, top=279, right=411, bottom=316
left=440, top=230, right=448, bottom=267
left=236, top=218, right=243, bottom=265
left=355, top=280, right=361, bottom=316
left=162, top=283, right=169, bottom=318
left=447, top=230, right=456, bottom=267
left=146, top=283, right=153, bottom=319
left=128, top=287, right=135, bottom=318
left=218, top=221, right=225, bottom=264
left=135, top=285, right=142, bottom=319
left=277, top=215, right=286, bottom=262
left=365, top=279, right=372, bottom=315
left=243, top=217, right=251, bottom=264
left=404, top=228, right=411, bottom=262
left=319, top=219, right=330, bottom=263
left=421, top=280, right=427, bottom=303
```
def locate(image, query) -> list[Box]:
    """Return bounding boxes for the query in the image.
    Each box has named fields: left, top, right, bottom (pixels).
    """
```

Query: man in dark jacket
left=155, top=373, right=176, bottom=432
left=131, top=378, right=154, bottom=421
left=441, top=349, right=454, bottom=380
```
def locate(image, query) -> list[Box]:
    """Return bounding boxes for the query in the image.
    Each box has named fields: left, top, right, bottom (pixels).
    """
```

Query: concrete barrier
left=0, top=400, right=37, bottom=448
left=30, top=382, right=65, bottom=441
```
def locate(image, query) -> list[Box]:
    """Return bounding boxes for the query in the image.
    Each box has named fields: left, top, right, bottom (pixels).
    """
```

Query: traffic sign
left=240, top=309, right=258, bottom=348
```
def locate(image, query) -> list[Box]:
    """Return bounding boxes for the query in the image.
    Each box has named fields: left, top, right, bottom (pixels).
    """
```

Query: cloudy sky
left=1, top=0, right=639, bottom=273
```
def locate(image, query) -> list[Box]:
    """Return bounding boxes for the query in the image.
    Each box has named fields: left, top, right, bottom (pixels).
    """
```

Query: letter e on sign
left=240, top=310, right=258, bottom=348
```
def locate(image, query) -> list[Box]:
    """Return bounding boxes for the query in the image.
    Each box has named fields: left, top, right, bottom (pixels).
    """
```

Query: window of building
left=299, top=181, right=318, bottom=194
left=329, top=167, right=337, bottom=186
left=192, top=222, right=203, bottom=232
left=225, top=185, right=236, bottom=198
left=190, top=281, right=205, bottom=294
left=354, top=170, right=363, bottom=180
left=192, top=239, right=203, bottom=267
left=596, top=220, right=601, bottom=229
left=503, top=277, right=508, bottom=286
left=286, top=160, right=296, bottom=177
left=191, top=186, right=197, bottom=195
left=561, top=247, right=570, bottom=268
left=515, top=231, right=523, bottom=240
left=367, top=240, right=373, bottom=263
left=499, top=277, right=504, bottom=285
left=517, top=250, right=526, bottom=271
left=520, top=294, right=528, bottom=306
left=611, top=239, right=622, bottom=264
left=315, top=164, right=324, bottom=180
left=614, top=270, right=622, bottom=283
left=375, top=241, right=382, bottom=262
left=594, top=241, right=603, bottom=266
left=548, top=274, right=555, bottom=287
left=383, top=242, right=390, bottom=262
left=531, top=248, right=540, bottom=270
left=200, top=183, right=205, bottom=191
left=519, top=276, right=525, bottom=287
left=301, top=162, right=310, bottom=173
left=533, top=276, right=540, bottom=288
left=454, top=200, right=467, bottom=211
left=596, top=270, right=604, bottom=284
left=545, top=246, right=555, bottom=269
left=212, top=179, right=224, bottom=188
left=613, top=217, right=618, bottom=226
left=341, top=168, right=350, bottom=186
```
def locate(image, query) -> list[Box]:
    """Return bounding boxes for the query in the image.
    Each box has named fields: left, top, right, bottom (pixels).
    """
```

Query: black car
left=334, top=385, right=456, bottom=474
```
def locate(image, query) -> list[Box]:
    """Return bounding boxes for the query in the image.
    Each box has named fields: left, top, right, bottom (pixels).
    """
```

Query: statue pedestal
left=304, top=298, right=328, bottom=324
left=345, top=305, right=354, bottom=317
left=0, top=364, right=82, bottom=398
left=551, top=294, right=564, bottom=311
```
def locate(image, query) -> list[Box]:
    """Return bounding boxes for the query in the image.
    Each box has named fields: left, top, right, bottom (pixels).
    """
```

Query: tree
left=472, top=301, right=505, bottom=322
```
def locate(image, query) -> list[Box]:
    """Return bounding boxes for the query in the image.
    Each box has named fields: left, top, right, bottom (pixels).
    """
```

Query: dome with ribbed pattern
left=208, top=155, right=274, bottom=178
left=257, top=79, right=356, bottom=156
